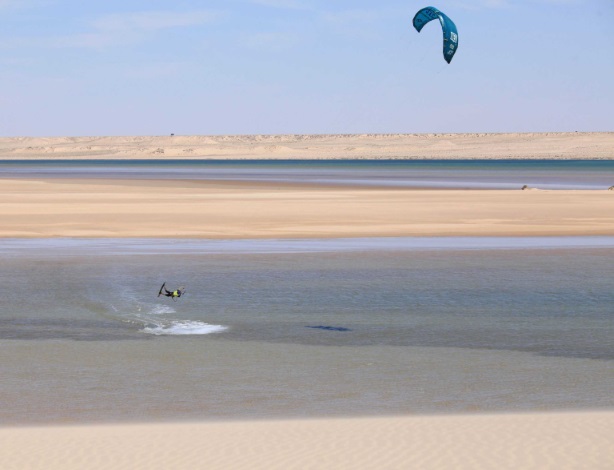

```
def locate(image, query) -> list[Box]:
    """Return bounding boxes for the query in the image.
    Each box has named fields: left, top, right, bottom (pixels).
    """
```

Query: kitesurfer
left=158, top=283, right=185, bottom=301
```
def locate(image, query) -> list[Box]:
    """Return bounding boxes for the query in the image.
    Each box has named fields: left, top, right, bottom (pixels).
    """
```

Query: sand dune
left=1, top=412, right=612, bottom=470
left=0, top=132, right=612, bottom=160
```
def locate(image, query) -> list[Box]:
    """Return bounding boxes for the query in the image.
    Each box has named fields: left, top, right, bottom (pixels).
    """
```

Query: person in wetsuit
left=160, top=285, right=185, bottom=301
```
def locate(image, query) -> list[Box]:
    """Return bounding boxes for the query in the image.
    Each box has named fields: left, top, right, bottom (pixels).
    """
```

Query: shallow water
left=1, top=238, right=612, bottom=425
left=2, top=159, right=614, bottom=189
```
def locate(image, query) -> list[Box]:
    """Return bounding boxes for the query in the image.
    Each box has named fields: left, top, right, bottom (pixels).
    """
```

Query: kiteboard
left=157, top=282, right=166, bottom=297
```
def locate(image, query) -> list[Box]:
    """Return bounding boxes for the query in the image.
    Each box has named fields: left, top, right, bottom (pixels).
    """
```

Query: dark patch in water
left=218, top=324, right=613, bottom=361
left=306, top=325, right=351, bottom=332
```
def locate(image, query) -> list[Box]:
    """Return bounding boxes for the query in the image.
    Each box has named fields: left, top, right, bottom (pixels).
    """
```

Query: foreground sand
left=1, top=132, right=612, bottom=160
left=1, top=412, right=612, bottom=470
left=1, top=178, right=613, bottom=238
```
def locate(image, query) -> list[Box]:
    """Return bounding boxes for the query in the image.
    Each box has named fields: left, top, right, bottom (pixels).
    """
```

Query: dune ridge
left=1, top=132, right=612, bottom=160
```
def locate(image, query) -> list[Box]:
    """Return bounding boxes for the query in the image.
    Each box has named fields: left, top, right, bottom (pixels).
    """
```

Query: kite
left=413, top=6, right=458, bottom=64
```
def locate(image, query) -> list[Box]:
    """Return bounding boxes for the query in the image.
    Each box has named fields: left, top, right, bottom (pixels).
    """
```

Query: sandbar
left=0, top=178, right=613, bottom=238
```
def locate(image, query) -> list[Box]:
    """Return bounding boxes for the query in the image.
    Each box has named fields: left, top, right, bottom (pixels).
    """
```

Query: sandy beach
left=1, top=132, right=612, bottom=160
left=2, top=412, right=613, bottom=470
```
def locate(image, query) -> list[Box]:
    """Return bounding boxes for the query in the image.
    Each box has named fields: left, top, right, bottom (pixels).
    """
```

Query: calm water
left=1, top=238, right=613, bottom=425
left=2, top=160, right=613, bottom=424
left=2, top=159, right=614, bottom=189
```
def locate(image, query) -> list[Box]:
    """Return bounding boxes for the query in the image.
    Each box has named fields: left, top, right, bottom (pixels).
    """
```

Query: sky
left=1, top=0, right=613, bottom=136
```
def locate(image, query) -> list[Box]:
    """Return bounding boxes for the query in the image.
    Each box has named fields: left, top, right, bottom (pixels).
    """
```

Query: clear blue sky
left=1, top=0, right=612, bottom=136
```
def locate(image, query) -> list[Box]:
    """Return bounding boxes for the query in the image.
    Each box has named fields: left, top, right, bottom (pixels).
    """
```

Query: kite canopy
left=413, top=6, right=458, bottom=64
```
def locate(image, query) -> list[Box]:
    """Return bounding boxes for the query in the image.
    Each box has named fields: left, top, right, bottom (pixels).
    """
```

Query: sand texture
left=0, top=132, right=612, bottom=160
left=1, top=179, right=613, bottom=238
left=2, top=412, right=613, bottom=470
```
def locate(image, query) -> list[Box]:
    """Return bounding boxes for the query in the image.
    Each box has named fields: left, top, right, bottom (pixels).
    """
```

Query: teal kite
left=413, top=6, right=458, bottom=64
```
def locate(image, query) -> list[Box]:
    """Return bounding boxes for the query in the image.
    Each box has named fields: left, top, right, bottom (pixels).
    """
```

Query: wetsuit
left=163, top=288, right=182, bottom=299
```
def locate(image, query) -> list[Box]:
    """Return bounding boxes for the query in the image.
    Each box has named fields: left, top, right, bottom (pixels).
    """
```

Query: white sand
left=1, top=412, right=612, bottom=470
left=1, top=132, right=612, bottom=160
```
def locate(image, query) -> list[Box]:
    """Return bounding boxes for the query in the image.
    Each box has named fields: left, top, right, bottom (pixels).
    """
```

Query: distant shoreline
left=1, top=132, right=612, bottom=160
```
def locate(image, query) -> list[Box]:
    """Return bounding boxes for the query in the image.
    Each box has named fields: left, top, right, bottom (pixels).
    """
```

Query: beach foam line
left=141, top=320, right=227, bottom=335
left=1, top=411, right=612, bottom=470
left=2, top=236, right=614, bottom=256
left=147, top=305, right=176, bottom=315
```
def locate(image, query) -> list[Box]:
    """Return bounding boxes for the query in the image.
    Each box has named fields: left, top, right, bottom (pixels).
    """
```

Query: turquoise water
left=2, top=159, right=614, bottom=189
left=1, top=238, right=612, bottom=425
